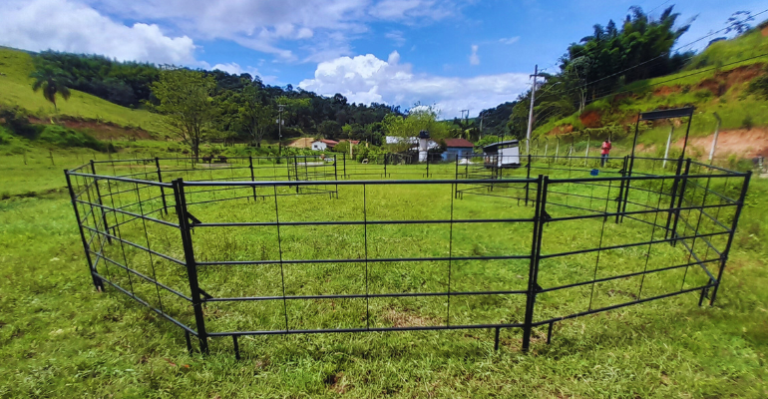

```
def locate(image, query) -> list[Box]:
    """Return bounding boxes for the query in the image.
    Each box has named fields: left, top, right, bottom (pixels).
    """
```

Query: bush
left=0, top=106, right=42, bottom=139
left=743, top=115, right=754, bottom=130
left=0, top=126, right=31, bottom=155
left=38, top=125, right=110, bottom=151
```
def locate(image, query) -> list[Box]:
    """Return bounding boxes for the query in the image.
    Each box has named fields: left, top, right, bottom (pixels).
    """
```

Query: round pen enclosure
left=65, top=153, right=751, bottom=357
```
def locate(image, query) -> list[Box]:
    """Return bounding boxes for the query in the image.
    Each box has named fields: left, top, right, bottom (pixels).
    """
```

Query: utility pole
left=277, top=104, right=285, bottom=157
left=526, top=65, right=539, bottom=155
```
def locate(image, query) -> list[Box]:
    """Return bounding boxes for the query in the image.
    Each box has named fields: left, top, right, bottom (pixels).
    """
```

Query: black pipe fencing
left=65, top=154, right=751, bottom=357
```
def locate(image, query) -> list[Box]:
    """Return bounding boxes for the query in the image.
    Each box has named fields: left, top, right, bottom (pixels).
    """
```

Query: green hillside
left=0, top=47, right=166, bottom=136
left=533, top=28, right=768, bottom=150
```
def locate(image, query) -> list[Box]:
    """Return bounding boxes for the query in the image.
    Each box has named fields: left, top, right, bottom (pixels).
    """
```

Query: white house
left=311, top=139, right=339, bottom=151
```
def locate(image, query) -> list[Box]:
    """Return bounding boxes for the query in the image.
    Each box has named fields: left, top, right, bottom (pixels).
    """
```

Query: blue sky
left=1, top=0, right=765, bottom=117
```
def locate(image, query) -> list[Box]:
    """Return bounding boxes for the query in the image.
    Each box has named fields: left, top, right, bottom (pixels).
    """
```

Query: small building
left=442, top=138, right=475, bottom=161
left=311, top=139, right=339, bottom=151
left=483, top=140, right=521, bottom=168
left=339, top=139, right=360, bottom=145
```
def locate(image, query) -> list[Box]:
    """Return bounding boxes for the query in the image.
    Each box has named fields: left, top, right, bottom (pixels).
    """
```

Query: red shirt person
left=601, top=140, right=612, bottom=166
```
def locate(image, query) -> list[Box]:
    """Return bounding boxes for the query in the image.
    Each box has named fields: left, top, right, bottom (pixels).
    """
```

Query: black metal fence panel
left=65, top=154, right=751, bottom=357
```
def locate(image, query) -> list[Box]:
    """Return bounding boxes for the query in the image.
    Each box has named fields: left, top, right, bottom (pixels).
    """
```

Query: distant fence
left=65, top=154, right=751, bottom=357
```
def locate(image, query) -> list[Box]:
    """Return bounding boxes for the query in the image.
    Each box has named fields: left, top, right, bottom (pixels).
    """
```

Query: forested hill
left=0, top=47, right=405, bottom=145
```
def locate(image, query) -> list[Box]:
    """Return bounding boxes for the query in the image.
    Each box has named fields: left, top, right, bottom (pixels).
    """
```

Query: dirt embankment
left=694, top=64, right=765, bottom=96
left=27, top=116, right=153, bottom=140
left=676, top=127, right=768, bottom=159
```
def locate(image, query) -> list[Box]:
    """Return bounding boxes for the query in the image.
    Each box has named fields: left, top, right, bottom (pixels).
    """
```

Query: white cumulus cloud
left=299, top=51, right=529, bottom=118
left=0, top=0, right=196, bottom=65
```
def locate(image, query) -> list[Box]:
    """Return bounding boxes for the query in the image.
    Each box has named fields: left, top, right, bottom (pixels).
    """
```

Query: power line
left=532, top=52, right=768, bottom=134
left=535, top=7, right=768, bottom=101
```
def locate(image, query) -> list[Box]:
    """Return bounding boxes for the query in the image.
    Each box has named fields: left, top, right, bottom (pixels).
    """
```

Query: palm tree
left=30, top=66, right=71, bottom=112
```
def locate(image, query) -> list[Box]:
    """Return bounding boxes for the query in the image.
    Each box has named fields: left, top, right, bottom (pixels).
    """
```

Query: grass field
left=2, top=152, right=767, bottom=398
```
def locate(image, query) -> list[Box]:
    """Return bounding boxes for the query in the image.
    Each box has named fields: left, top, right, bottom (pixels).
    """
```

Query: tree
left=382, top=105, right=452, bottom=152
left=30, top=65, right=71, bottom=112
left=319, top=120, right=342, bottom=139
left=238, top=85, right=274, bottom=147
left=149, top=68, right=218, bottom=158
left=725, top=11, right=754, bottom=35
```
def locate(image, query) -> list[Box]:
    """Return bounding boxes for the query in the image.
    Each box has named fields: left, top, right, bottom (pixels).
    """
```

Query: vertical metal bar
left=710, top=171, right=751, bottom=305
left=333, top=155, right=338, bottom=198
left=384, top=152, right=388, bottom=178
left=446, top=182, right=455, bottom=326
left=233, top=336, right=241, bottom=360
left=90, top=160, right=111, bottom=243
left=273, top=185, right=289, bottom=331
left=363, top=184, right=370, bottom=330
left=665, top=157, right=685, bottom=239
left=185, top=331, right=193, bottom=354
left=525, top=154, right=531, bottom=206
left=669, top=158, right=692, bottom=246
left=65, top=170, right=103, bottom=291
left=172, top=179, right=209, bottom=354
left=248, top=155, right=257, bottom=200
left=615, top=156, right=628, bottom=224
left=546, top=322, right=553, bottom=344
left=154, top=157, right=169, bottom=215
left=343, top=152, right=347, bottom=179
left=522, top=175, right=547, bottom=352
left=494, top=327, right=500, bottom=351
left=681, top=112, right=694, bottom=159
left=426, top=152, right=430, bottom=178
left=454, top=156, right=460, bottom=198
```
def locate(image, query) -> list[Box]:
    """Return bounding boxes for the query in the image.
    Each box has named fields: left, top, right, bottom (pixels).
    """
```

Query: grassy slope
left=533, top=29, right=768, bottom=145
left=0, top=153, right=767, bottom=398
left=0, top=47, right=166, bottom=135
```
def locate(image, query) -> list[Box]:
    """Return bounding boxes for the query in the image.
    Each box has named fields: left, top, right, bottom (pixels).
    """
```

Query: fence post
left=710, top=171, right=751, bottom=305
left=614, top=156, right=628, bottom=224
left=426, top=153, right=430, bottom=178
left=155, top=157, right=169, bottom=214
left=669, top=158, right=692, bottom=246
left=89, top=160, right=111, bottom=243
left=525, top=154, right=532, bottom=206
left=384, top=152, right=388, bottom=178
left=248, top=155, right=257, bottom=200
left=343, top=152, right=347, bottom=179
left=664, top=157, right=685, bottom=240
left=522, top=174, right=548, bottom=352
left=65, top=170, right=104, bottom=291
left=172, top=178, right=209, bottom=354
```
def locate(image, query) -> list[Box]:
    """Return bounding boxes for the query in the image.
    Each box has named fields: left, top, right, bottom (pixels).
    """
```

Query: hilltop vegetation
left=522, top=16, right=768, bottom=154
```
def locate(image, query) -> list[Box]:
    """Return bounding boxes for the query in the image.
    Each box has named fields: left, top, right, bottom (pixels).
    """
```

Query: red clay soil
left=653, top=85, right=682, bottom=96
left=694, top=64, right=765, bottom=96
left=579, top=110, right=602, bottom=128
left=549, top=124, right=574, bottom=135
left=676, top=128, right=768, bottom=159
left=27, top=116, right=152, bottom=140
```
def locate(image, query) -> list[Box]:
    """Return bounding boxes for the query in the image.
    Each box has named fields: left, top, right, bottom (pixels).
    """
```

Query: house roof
left=483, top=140, right=519, bottom=151
left=444, top=138, right=475, bottom=148
left=339, top=139, right=360, bottom=144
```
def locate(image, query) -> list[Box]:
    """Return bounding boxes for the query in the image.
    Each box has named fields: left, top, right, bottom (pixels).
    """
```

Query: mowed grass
left=1, top=154, right=767, bottom=398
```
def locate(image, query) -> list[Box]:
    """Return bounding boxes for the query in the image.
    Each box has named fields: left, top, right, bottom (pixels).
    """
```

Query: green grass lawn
left=1, top=152, right=767, bottom=398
